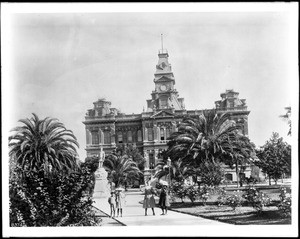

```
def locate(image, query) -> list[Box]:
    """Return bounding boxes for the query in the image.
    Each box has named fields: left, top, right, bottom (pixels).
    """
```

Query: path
left=93, top=188, right=229, bottom=226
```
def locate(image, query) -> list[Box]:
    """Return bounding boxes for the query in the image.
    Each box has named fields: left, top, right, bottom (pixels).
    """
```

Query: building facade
left=83, top=48, right=250, bottom=177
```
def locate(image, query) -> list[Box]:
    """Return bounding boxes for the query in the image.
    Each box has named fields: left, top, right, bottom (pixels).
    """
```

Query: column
left=86, top=129, right=92, bottom=145
left=153, top=124, right=158, bottom=142
left=172, top=121, right=177, bottom=132
left=154, top=149, right=159, bottom=166
left=110, top=125, right=116, bottom=145
left=144, top=150, right=149, bottom=169
left=144, top=126, right=148, bottom=141
left=164, top=127, right=167, bottom=140
left=99, top=128, right=104, bottom=145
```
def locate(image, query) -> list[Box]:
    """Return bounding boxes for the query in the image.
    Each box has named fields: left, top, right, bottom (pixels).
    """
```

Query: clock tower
left=146, top=47, right=185, bottom=112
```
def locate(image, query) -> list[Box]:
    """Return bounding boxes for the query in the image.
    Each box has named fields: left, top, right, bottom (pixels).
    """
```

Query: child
left=115, top=190, right=126, bottom=217
left=108, top=192, right=116, bottom=218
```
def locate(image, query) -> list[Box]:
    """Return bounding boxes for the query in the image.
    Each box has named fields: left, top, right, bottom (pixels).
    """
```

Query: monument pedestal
left=94, top=167, right=110, bottom=198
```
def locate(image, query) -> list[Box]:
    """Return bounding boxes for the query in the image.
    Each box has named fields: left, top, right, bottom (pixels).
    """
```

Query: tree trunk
left=236, top=164, right=239, bottom=188
left=269, top=176, right=271, bottom=185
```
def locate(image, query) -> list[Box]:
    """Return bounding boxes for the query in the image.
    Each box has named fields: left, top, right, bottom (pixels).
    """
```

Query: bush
left=225, top=191, right=243, bottom=210
left=216, top=187, right=227, bottom=207
left=170, top=181, right=187, bottom=203
left=185, top=185, right=198, bottom=203
left=277, top=187, right=291, bottom=217
left=197, top=185, right=210, bottom=205
left=197, top=162, right=224, bottom=186
left=9, top=164, right=101, bottom=227
left=243, top=186, right=271, bottom=213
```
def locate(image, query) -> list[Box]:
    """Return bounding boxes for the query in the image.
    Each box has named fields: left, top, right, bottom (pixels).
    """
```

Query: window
left=128, top=131, right=132, bottom=142
left=91, top=132, right=99, bottom=145
left=149, top=153, right=155, bottom=169
left=148, top=128, right=153, bottom=141
left=118, top=132, right=123, bottom=143
left=104, top=131, right=111, bottom=144
left=137, top=130, right=142, bottom=142
left=225, top=173, right=233, bottom=181
left=166, top=128, right=171, bottom=139
left=160, top=98, right=168, bottom=109
left=160, top=128, right=165, bottom=140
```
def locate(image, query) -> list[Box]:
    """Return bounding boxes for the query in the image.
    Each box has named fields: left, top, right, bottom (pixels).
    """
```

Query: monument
left=94, top=147, right=110, bottom=198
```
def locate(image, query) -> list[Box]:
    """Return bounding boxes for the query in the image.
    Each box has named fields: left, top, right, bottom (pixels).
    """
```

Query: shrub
left=216, top=187, right=227, bottom=207
left=225, top=191, right=243, bottom=210
left=185, top=185, right=198, bottom=203
left=277, top=187, right=291, bottom=217
left=197, top=162, right=224, bottom=186
left=197, top=185, right=210, bottom=205
left=243, top=186, right=271, bottom=213
left=170, top=181, right=187, bottom=203
left=9, top=164, right=101, bottom=227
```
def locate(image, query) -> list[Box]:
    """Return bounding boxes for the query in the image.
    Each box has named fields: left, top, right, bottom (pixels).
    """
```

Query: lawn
left=169, top=186, right=291, bottom=225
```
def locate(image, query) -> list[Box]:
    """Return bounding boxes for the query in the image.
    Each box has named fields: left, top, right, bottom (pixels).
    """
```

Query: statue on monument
left=94, top=146, right=109, bottom=198
left=99, top=146, right=105, bottom=168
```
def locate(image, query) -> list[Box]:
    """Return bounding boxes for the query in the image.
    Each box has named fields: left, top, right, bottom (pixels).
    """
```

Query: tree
left=154, top=158, right=195, bottom=183
left=114, top=144, right=145, bottom=185
left=280, top=106, right=291, bottom=136
left=9, top=114, right=99, bottom=226
left=255, top=132, right=291, bottom=185
left=103, top=153, right=141, bottom=187
left=9, top=113, right=79, bottom=174
left=167, top=110, right=243, bottom=166
left=196, top=161, right=225, bottom=186
left=122, top=144, right=146, bottom=171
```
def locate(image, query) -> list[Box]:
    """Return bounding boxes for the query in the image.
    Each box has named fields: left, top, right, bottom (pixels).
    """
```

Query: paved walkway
left=93, top=188, right=229, bottom=226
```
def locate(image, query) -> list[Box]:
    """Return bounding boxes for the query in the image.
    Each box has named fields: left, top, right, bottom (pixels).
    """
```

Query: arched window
left=160, top=128, right=165, bottom=140
left=118, top=132, right=123, bottom=143
left=148, top=128, right=153, bottom=141
left=91, top=131, right=99, bottom=145
left=127, top=131, right=132, bottom=142
left=137, top=130, right=142, bottom=142
left=166, top=128, right=171, bottom=139
left=104, top=131, right=111, bottom=144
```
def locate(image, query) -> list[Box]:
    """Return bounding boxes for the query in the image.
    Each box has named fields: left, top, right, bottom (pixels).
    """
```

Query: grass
left=168, top=186, right=291, bottom=225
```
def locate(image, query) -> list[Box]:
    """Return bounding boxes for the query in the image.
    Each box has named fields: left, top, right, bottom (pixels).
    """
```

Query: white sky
left=2, top=3, right=299, bottom=237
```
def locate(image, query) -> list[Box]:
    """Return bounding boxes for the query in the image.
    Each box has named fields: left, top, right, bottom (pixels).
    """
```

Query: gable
left=154, top=75, right=175, bottom=83
left=150, top=110, right=175, bottom=118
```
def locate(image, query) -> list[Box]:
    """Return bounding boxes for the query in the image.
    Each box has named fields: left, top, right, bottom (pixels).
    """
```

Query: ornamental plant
left=197, top=184, right=210, bottom=205
left=225, top=191, right=243, bottom=210
left=277, top=187, right=291, bottom=217
left=185, top=185, right=198, bottom=203
left=243, top=186, right=271, bottom=213
left=9, top=163, right=101, bottom=227
left=170, top=181, right=187, bottom=203
left=216, top=187, right=227, bottom=207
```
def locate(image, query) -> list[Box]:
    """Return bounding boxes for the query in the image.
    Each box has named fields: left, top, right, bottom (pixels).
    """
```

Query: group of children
left=108, top=190, right=125, bottom=218
left=143, top=184, right=170, bottom=216
left=108, top=183, right=170, bottom=218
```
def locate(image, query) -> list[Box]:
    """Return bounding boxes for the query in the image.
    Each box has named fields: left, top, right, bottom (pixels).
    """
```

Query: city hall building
left=83, top=47, right=253, bottom=182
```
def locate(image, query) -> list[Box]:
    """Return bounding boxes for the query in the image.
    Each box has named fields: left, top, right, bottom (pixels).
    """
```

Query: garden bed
left=170, top=205, right=291, bottom=225
left=168, top=186, right=291, bottom=225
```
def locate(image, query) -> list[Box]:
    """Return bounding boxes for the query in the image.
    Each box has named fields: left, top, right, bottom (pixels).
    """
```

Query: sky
left=3, top=4, right=298, bottom=163
left=1, top=3, right=299, bottom=237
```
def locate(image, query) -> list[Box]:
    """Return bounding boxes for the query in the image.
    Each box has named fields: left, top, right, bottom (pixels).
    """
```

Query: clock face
left=160, top=85, right=167, bottom=91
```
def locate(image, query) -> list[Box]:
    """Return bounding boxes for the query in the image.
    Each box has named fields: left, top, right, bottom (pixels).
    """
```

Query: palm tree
left=167, top=110, right=242, bottom=166
left=9, top=113, right=79, bottom=174
left=103, top=153, right=141, bottom=187
left=154, top=158, right=195, bottom=183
